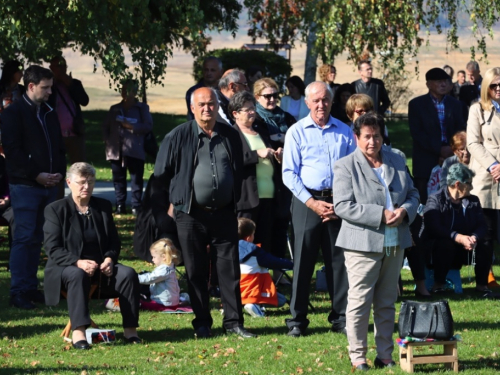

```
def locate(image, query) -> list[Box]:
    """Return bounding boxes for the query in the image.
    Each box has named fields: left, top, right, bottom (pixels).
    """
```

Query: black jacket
left=420, top=187, right=487, bottom=241
left=48, top=78, right=89, bottom=133
left=1, top=94, right=66, bottom=186
left=351, top=78, right=391, bottom=115
left=459, top=82, right=481, bottom=109
left=408, top=94, right=466, bottom=179
left=43, top=195, right=121, bottom=306
left=152, top=120, right=243, bottom=217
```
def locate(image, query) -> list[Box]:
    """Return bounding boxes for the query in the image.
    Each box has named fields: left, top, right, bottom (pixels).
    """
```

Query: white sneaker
left=244, top=303, right=265, bottom=317
left=105, top=298, right=120, bottom=312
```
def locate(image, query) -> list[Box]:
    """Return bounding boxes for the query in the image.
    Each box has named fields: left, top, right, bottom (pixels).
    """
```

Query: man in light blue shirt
left=282, top=81, right=356, bottom=337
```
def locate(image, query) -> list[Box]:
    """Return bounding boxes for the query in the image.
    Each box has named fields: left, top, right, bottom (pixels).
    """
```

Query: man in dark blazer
left=351, top=60, right=391, bottom=116
left=409, top=67, right=467, bottom=204
left=459, top=61, right=482, bottom=109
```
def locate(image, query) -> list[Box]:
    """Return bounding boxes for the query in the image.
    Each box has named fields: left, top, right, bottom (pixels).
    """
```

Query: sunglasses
left=489, top=83, right=500, bottom=90
left=261, top=93, right=279, bottom=100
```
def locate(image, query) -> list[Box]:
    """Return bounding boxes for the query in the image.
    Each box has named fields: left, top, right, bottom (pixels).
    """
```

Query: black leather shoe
left=115, top=205, right=127, bottom=214
left=331, top=326, right=347, bottom=335
left=72, top=340, right=90, bottom=350
left=27, top=290, right=45, bottom=304
left=10, top=294, right=36, bottom=310
left=125, top=336, right=142, bottom=344
left=287, top=326, right=304, bottom=337
left=354, top=363, right=369, bottom=371
left=224, top=326, right=257, bottom=338
left=194, top=326, right=212, bottom=339
left=374, top=357, right=396, bottom=368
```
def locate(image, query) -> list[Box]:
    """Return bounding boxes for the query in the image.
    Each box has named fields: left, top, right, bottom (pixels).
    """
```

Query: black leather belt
left=306, top=188, right=332, bottom=197
left=193, top=202, right=223, bottom=212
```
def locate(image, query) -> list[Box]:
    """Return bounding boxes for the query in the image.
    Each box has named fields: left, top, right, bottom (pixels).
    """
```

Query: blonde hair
left=253, top=77, right=279, bottom=97
left=318, top=64, right=334, bottom=82
left=345, top=94, right=374, bottom=120
left=150, top=239, right=181, bottom=266
left=480, top=67, right=500, bottom=112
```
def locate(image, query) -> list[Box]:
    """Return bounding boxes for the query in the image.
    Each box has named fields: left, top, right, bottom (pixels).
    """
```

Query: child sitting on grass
left=238, top=218, right=293, bottom=317
left=138, top=238, right=181, bottom=310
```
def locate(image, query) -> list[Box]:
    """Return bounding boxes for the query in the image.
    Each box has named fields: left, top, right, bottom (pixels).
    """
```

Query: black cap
left=426, top=68, right=450, bottom=81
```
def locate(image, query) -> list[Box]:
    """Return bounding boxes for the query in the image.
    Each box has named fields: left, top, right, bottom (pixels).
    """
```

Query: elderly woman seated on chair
left=44, top=162, right=141, bottom=350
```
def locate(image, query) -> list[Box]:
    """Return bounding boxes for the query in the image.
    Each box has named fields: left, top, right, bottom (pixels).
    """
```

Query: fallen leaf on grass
left=81, top=371, right=88, bottom=375
left=2, top=353, right=10, bottom=358
left=296, top=367, right=303, bottom=374
left=492, top=352, right=499, bottom=357
left=30, top=361, right=40, bottom=366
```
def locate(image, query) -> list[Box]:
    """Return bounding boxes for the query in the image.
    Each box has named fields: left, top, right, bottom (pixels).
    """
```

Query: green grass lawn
left=1, top=113, right=500, bottom=374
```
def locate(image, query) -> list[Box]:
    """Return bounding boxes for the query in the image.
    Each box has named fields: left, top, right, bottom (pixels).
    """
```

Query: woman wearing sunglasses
left=467, top=67, right=500, bottom=294
left=252, top=78, right=295, bottom=280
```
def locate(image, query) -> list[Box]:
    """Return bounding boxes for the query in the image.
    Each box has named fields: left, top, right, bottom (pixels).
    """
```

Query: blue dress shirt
left=282, top=114, right=356, bottom=203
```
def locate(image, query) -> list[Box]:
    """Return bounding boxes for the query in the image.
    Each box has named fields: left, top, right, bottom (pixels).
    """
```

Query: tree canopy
left=245, top=0, right=500, bottom=75
left=0, top=0, right=241, bottom=93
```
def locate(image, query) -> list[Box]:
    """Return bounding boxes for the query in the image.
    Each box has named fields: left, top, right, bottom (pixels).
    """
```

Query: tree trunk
left=303, top=23, right=318, bottom=86
left=141, top=65, right=147, bottom=103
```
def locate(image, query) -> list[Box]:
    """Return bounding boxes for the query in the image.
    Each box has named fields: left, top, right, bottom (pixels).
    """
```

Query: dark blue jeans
left=9, top=184, right=57, bottom=296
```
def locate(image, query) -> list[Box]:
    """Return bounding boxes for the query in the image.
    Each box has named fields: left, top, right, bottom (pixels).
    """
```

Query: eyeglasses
left=74, top=179, right=96, bottom=187
left=261, top=93, right=279, bottom=100
left=235, top=81, right=249, bottom=88
left=489, top=83, right=500, bottom=90
left=238, top=107, right=256, bottom=113
left=354, top=109, right=367, bottom=115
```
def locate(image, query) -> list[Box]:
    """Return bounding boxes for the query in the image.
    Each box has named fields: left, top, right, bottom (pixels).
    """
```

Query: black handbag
left=398, top=300, right=454, bottom=340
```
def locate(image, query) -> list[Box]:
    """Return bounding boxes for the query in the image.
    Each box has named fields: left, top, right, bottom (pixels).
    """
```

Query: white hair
left=305, top=81, right=333, bottom=101
left=190, top=88, right=219, bottom=107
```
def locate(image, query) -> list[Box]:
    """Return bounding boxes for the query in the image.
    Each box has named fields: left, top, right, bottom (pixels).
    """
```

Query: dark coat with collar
left=48, top=78, right=89, bottom=134
left=43, top=195, right=120, bottom=306
left=1, top=94, right=66, bottom=186
left=459, top=80, right=481, bottom=108
left=420, top=187, right=487, bottom=241
left=152, top=120, right=243, bottom=218
left=408, top=94, right=467, bottom=179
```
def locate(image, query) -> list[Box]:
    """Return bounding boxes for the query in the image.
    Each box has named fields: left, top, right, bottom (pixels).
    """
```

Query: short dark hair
left=23, top=65, right=53, bottom=86
left=203, top=56, right=223, bottom=71
left=286, top=76, right=306, bottom=96
left=228, top=91, right=255, bottom=119
left=457, top=70, right=465, bottom=76
left=353, top=111, right=385, bottom=137
left=0, top=60, right=23, bottom=88
left=358, top=60, right=371, bottom=70
left=333, top=83, right=355, bottom=104
left=238, top=217, right=256, bottom=240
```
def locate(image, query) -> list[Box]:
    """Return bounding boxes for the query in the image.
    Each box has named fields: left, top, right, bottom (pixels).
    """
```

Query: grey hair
left=67, top=162, right=96, bottom=181
left=446, top=163, right=475, bottom=187
left=190, top=87, right=219, bottom=107
left=204, top=56, right=223, bottom=71
left=305, top=81, right=333, bottom=101
left=466, top=61, right=480, bottom=72
left=219, top=69, right=245, bottom=90
left=228, top=91, right=256, bottom=119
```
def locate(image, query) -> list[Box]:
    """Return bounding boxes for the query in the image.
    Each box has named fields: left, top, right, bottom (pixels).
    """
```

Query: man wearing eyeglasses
left=216, top=69, right=249, bottom=125
left=409, top=67, right=467, bottom=205
left=351, top=60, right=390, bottom=116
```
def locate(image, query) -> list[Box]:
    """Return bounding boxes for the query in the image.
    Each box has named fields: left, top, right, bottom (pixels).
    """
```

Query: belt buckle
left=321, top=190, right=330, bottom=197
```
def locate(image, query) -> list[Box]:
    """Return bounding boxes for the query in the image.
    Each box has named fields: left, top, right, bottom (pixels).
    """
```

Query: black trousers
left=175, top=206, right=243, bottom=330
left=287, top=196, right=347, bottom=330
left=430, top=238, right=492, bottom=286
left=237, top=198, right=274, bottom=253
left=62, top=264, right=140, bottom=330
left=110, top=156, right=145, bottom=209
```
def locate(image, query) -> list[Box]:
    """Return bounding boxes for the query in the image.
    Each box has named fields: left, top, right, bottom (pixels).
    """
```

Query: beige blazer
left=467, top=102, right=500, bottom=209
left=333, top=148, right=419, bottom=252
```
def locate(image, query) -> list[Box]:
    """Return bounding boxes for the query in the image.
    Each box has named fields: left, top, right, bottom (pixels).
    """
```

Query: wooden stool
left=399, top=340, right=458, bottom=373
left=60, top=284, right=99, bottom=342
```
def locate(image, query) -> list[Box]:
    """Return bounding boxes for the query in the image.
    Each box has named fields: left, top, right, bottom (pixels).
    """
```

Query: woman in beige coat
left=467, top=67, right=500, bottom=290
